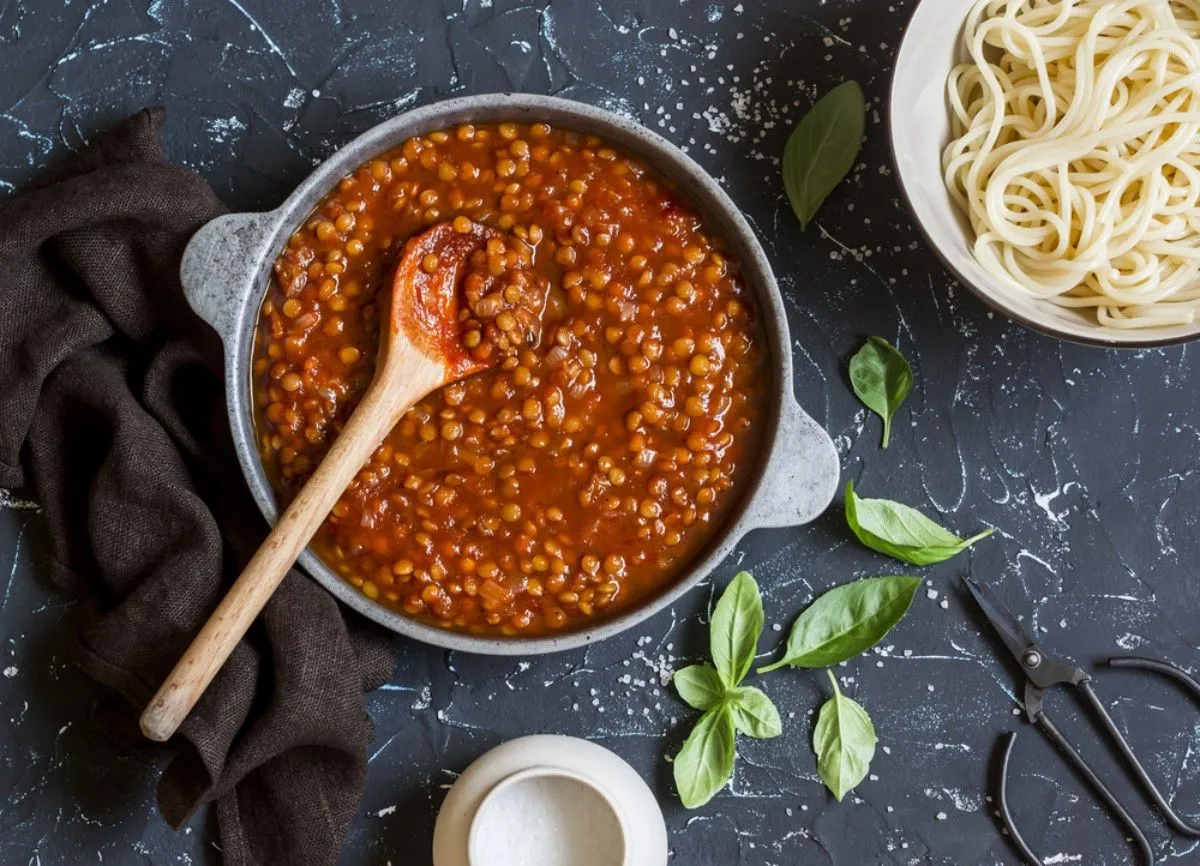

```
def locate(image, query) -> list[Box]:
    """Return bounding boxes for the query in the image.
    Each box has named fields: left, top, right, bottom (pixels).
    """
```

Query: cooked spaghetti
left=943, top=0, right=1200, bottom=328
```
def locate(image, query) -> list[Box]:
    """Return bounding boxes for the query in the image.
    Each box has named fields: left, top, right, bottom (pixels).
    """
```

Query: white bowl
left=431, top=735, right=668, bottom=866
left=888, top=0, right=1200, bottom=348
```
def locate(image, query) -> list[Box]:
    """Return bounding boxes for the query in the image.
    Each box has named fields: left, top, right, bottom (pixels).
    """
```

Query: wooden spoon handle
left=140, top=359, right=440, bottom=742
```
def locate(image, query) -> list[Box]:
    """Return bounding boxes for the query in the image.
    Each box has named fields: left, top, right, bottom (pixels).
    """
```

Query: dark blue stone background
left=3, top=1, right=1200, bottom=864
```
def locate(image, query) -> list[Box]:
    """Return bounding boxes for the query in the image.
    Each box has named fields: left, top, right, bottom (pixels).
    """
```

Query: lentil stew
left=253, top=121, right=765, bottom=637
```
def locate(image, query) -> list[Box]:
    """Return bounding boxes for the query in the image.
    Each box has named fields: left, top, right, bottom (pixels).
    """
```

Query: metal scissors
left=962, top=575, right=1200, bottom=865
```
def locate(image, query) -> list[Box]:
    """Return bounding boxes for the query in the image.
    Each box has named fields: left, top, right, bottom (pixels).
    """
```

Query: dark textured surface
left=3, top=1, right=1200, bottom=864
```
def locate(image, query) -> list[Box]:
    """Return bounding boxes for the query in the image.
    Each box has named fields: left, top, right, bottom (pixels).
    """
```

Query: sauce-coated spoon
left=140, top=220, right=500, bottom=742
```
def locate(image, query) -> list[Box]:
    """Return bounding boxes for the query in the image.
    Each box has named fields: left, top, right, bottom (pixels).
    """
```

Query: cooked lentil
left=253, top=121, right=764, bottom=637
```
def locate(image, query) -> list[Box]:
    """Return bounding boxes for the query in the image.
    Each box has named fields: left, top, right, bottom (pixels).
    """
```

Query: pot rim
left=182, top=92, right=838, bottom=655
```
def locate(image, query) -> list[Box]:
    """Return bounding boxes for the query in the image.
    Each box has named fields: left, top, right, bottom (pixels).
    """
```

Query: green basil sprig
left=759, top=575, right=921, bottom=672
left=813, top=670, right=877, bottom=801
left=846, top=480, right=992, bottom=565
left=849, top=337, right=912, bottom=449
left=673, top=572, right=922, bottom=806
left=672, top=572, right=780, bottom=808
left=782, top=80, right=865, bottom=229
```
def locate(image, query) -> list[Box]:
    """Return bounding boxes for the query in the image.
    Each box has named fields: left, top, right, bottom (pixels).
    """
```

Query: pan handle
left=179, top=211, right=275, bottom=344
left=743, top=396, right=839, bottom=529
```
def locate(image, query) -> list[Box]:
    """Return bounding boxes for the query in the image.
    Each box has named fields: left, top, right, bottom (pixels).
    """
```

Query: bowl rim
left=205, top=92, right=829, bottom=655
left=887, top=0, right=1200, bottom=351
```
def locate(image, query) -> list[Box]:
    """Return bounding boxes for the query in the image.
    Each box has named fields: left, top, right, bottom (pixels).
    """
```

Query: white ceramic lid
left=432, top=735, right=668, bottom=866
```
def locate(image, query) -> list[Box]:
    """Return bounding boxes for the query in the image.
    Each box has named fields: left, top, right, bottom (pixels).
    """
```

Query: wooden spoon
left=140, top=220, right=500, bottom=742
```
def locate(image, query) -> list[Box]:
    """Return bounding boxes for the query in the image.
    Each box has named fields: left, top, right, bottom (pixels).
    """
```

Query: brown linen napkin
left=0, top=107, right=396, bottom=865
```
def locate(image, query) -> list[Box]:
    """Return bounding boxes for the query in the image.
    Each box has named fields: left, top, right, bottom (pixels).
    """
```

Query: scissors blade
left=963, top=576, right=1086, bottom=699
left=962, top=575, right=1038, bottom=666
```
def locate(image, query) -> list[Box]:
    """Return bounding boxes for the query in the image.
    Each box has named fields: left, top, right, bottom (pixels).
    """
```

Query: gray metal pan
left=179, top=93, right=839, bottom=655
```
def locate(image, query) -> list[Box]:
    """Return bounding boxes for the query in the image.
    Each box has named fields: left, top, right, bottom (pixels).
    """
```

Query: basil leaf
left=674, top=664, right=725, bottom=711
left=849, top=337, right=912, bottom=448
left=813, top=670, right=877, bottom=801
left=710, top=571, right=764, bottom=688
left=759, top=575, right=921, bottom=672
left=782, top=80, right=865, bottom=230
left=846, top=480, right=993, bottom=565
left=729, top=686, right=782, bottom=739
left=673, top=703, right=737, bottom=809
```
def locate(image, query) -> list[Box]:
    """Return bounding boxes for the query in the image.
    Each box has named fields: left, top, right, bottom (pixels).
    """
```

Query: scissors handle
left=998, top=733, right=1042, bottom=866
left=1101, top=657, right=1200, bottom=836
left=1035, top=707, right=1155, bottom=864
left=998, top=715, right=1153, bottom=866
left=997, top=729, right=1152, bottom=866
